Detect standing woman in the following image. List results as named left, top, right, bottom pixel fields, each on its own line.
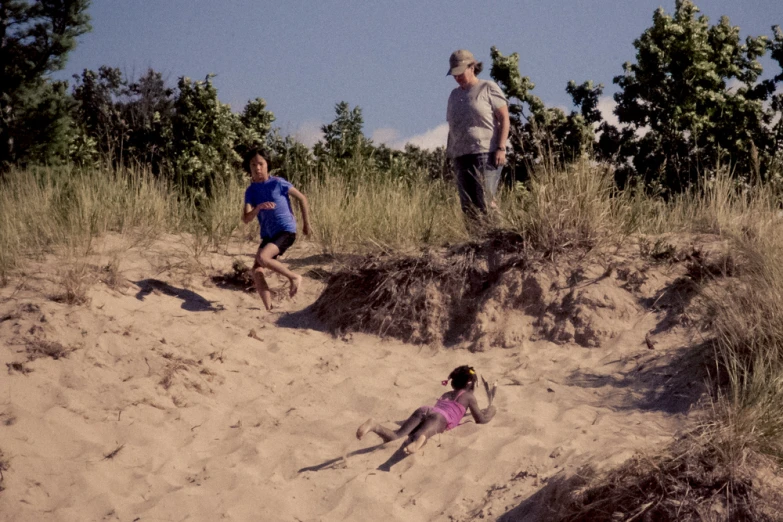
left=446, top=49, right=510, bottom=223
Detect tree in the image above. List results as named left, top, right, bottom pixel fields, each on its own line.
left=122, top=68, right=175, bottom=171
left=238, top=97, right=275, bottom=151
left=490, top=47, right=601, bottom=181
left=71, top=66, right=126, bottom=160
left=169, top=75, right=275, bottom=196
left=0, top=0, right=91, bottom=167
left=170, top=75, right=242, bottom=195
left=314, top=102, right=373, bottom=160
left=764, top=26, right=783, bottom=177
left=266, top=129, right=314, bottom=184
left=606, top=0, right=780, bottom=192
left=71, top=67, right=175, bottom=171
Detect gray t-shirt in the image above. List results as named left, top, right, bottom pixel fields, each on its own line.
left=446, top=79, right=507, bottom=159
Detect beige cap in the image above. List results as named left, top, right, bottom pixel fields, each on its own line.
left=447, top=49, right=475, bottom=76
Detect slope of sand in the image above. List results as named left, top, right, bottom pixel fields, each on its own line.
left=0, top=234, right=706, bottom=521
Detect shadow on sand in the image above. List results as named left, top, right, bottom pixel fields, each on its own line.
left=297, top=441, right=413, bottom=473
left=564, top=339, right=713, bottom=415
left=134, top=279, right=224, bottom=312
left=276, top=305, right=329, bottom=333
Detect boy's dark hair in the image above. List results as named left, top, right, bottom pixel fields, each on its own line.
left=449, top=365, right=477, bottom=390
left=242, top=148, right=271, bottom=173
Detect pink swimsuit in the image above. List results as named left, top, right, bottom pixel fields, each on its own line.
left=431, top=390, right=467, bottom=430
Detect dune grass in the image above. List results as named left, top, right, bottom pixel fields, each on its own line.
left=0, top=165, right=181, bottom=282
left=302, top=172, right=467, bottom=254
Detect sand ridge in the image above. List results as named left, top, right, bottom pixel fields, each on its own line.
left=0, top=233, right=707, bottom=521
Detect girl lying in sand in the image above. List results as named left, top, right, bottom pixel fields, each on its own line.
left=356, top=365, right=496, bottom=454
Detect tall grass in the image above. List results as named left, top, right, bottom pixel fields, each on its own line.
left=0, top=162, right=468, bottom=280
left=499, top=159, right=618, bottom=252
left=303, top=173, right=467, bottom=254
left=704, top=195, right=783, bottom=462
left=0, top=166, right=180, bottom=281
left=183, top=173, right=248, bottom=255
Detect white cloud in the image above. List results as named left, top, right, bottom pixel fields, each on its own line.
left=373, top=123, right=448, bottom=151
left=371, top=127, right=401, bottom=145
left=293, top=120, right=324, bottom=148
left=597, top=96, right=620, bottom=129
left=596, top=95, right=649, bottom=137
left=401, top=123, right=449, bottom=150
left=292, top=121, right=449, bottom=151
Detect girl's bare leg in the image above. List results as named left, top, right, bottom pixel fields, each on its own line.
left=252, top=267, right=273, bottom=310
left=404, top=415, right=446, bottom=455
left=405, top=434, right=428, bottom=454
left=356, top=408, right=429, bottom=443
left=356, top=418, right=398, bottom=442
left=257, top=243, right=302, bottom=297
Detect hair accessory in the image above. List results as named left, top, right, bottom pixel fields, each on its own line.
left=469, top=368, right=475, bottom=375
left=441, top=379, right=449, bottom=386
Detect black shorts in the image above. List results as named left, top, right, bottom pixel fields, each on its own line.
left=259, top=231, right=297, bottom=259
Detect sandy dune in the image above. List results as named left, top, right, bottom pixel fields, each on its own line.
left=0, top=234, right=706, bottom=521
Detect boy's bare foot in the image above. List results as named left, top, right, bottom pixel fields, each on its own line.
left=356, top=418, right=375, bottom=440
left=404, top=434, right=427, bottom=455
left=290, top=275, right=302, bottom=298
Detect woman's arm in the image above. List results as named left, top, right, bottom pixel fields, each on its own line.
left=494, top=104, right=510, bottom=167
left=465, top=392, right=496, bottom=424
left=288, top=187, right=311, bottom=235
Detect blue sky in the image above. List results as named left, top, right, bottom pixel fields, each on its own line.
left=54, top=0, right=783, bottom=149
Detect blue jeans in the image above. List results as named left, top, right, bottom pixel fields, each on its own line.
left=453, top=153, right=501, bottom=219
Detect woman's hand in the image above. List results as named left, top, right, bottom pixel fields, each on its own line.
left=256, top=202, right=276, bottom=211
left=302, top=222, right=312, bottom=236
left=494, top=149, right=506, bottom=167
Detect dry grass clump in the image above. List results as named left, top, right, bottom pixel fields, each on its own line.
left=706, top=231, right=783, bottom=463
left=26, top=339, right=74, bottom=361
left=157, top=351, right=219, bottom=396
left=211, top=259, right=255, bottom=292
left=51, top=263, right=93, bottom=305
left=312, top=230, right=530, bottom=344
left=159, top=352, right=199, bottom=390
left=6, top=362, right=32, bottom=375
left=541, top=430, right=783, bottom=522
left=99, top=257, right=125, bottom=290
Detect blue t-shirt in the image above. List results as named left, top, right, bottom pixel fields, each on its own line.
left=244, top=177, right=298, bottom=240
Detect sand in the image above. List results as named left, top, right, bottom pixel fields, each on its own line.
left=0, top=233, right=705, bottom=521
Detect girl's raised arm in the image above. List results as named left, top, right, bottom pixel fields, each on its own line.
left=465, top=392, right=496, bottom=424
